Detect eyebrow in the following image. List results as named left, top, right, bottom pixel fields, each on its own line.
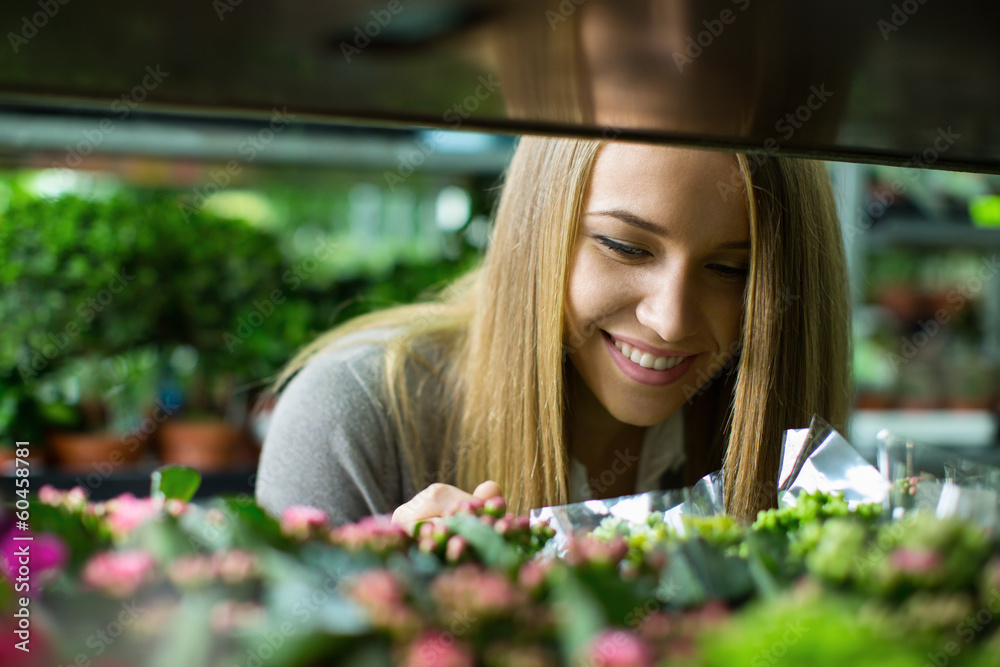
left=588, top=209, right=750, bottom=250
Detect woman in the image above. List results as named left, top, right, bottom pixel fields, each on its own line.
left=255, top=136, right=850, bottom=528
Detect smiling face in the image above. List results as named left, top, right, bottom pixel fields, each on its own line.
left=564, top=143, right=750, bottom=427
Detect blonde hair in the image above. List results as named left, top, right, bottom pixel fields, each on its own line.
left=273, top=137, right=850, bottom=520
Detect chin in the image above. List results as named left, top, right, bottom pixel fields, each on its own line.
left=606, top=397, right=682, bottom=427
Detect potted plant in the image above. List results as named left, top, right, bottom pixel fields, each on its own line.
left=148, top=197, right=294, bottom=470
left=0, top=195, right=170, bottom=472
left=39, top=351, right=161, bottom=472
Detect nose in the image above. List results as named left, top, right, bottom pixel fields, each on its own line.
left=634, top=267, right=703, bottom=345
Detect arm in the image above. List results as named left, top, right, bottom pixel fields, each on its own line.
left=255, top=344, right=405, bottom=527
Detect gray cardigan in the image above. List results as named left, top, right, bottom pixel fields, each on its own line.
left=255, top=330, right=447, bottom=527
left=256, top=330, right=689, bottom=527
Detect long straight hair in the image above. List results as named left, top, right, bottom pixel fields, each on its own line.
left=273, top=137, right=850, bottom=520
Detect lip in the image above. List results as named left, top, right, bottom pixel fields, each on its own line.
left=602, top=331, right=697, bottom=387
left=605, top=332, right=694, bottom=358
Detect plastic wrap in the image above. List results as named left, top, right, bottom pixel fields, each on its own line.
left=777, top=415, right=890, bottom=509
left=530, top=414, right=997, bottom=550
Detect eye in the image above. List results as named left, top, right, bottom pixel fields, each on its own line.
left=595, top=236, right=650, bottom=258
left=708, top=264, right=749, bottom=280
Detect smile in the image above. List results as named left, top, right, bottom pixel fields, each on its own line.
left=612, top=339, right=686, bottom=370
left=601, top=331, right=696, bottom=387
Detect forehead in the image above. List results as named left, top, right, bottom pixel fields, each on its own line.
left=584, top=143, right=748, bottom=237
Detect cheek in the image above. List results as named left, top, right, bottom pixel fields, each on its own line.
left=706, top=287, right=745, bottom=345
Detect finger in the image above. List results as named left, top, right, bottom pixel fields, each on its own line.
left=472, top=480, right=503, bottom=501
left=390, top=484, right=474, bottom=531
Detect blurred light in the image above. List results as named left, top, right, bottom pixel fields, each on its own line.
left=435, top=186, right=471, bottom=232
left=22, top=169, right=120, bottom=200
left=169, top=345, right=199, bottom=376
left=202, top=190, right=277, bottom=228
left=419, top=131, right=497, bottom=154
left=464, top=214, right=491, bottom=248
left=25, top=168, right=80, bottom=198
left=970, top=195, right=1000, bottom=227
left=348, top=182, right=382, bottom=238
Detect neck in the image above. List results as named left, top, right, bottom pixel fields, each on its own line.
left=564, top=365, right=644, bottom=473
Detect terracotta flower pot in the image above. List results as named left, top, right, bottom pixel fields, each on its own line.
left=158, top=419, right=240, bottom=471
left=49, top=431, right=143, bottom=473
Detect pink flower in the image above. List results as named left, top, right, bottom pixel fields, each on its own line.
left=586, top=629, right=655, bottom=667
left=331, top=514, right=410, bottom=554
left=444, top=498, right=485, bottom=517
left=214, top=549, right=261, bottom=584
left=351, top=569, right=406, bottom=608
left=280, top=505, right=329, bottom=539
left=445, top=535, right=468, bottom=563
left=518, top=559, right=553, bottom=594
left=483, top=496, right=506, bottom=518
left=890, top=548, right=943, bottom=575
left=405, top=631, right=475, bottom=667
left=565, top=534, right=628, bottom=569
left=0, top=525, right=67, bottom=595
left=64, top=486, right=89, bottom=510
left=103, top=494, right=161, bottom=538
left=164, top=499, right=188, bottom=517
left=432, top=564, right=525, bottom=616
left=82, top=550, right=157, bottom=598
left=38, top=485, right=64, bottom=506
left=166, top=555, right=216, bottom=588
left=349, top=569, right=420, bottom=636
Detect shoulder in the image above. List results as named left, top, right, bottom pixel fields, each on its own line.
left=255, top=329, right=400, bottom=524
left=254, top=326, right=451, bottom=525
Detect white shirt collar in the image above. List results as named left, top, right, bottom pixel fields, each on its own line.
left=568, top=409, right=686, bottom=503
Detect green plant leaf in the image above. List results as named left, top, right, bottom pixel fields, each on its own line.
left=151, top=465, right=202, bottom=502
left=443, top=513, right=520, bottom=571
left=550, top=567, right=608, bottom=659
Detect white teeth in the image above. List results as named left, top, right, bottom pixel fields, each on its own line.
left=610, top=335, right=688, bottom=372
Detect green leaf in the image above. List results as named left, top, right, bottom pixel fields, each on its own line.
left=443, top=514, right=520, bottom=571
left=147, top=592, right=218, bottom=667
left=151, top=465, right=202, bottom=502
left=550, top=567, right=608, bottom=659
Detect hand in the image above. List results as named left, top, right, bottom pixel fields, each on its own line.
left=390, top=480, right=503, bottom=533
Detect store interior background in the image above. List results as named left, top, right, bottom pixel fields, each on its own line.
left=2, top=120, right=999, bottom=497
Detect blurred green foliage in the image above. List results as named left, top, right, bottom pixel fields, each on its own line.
left=0, top=192, right=480, bottom=441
